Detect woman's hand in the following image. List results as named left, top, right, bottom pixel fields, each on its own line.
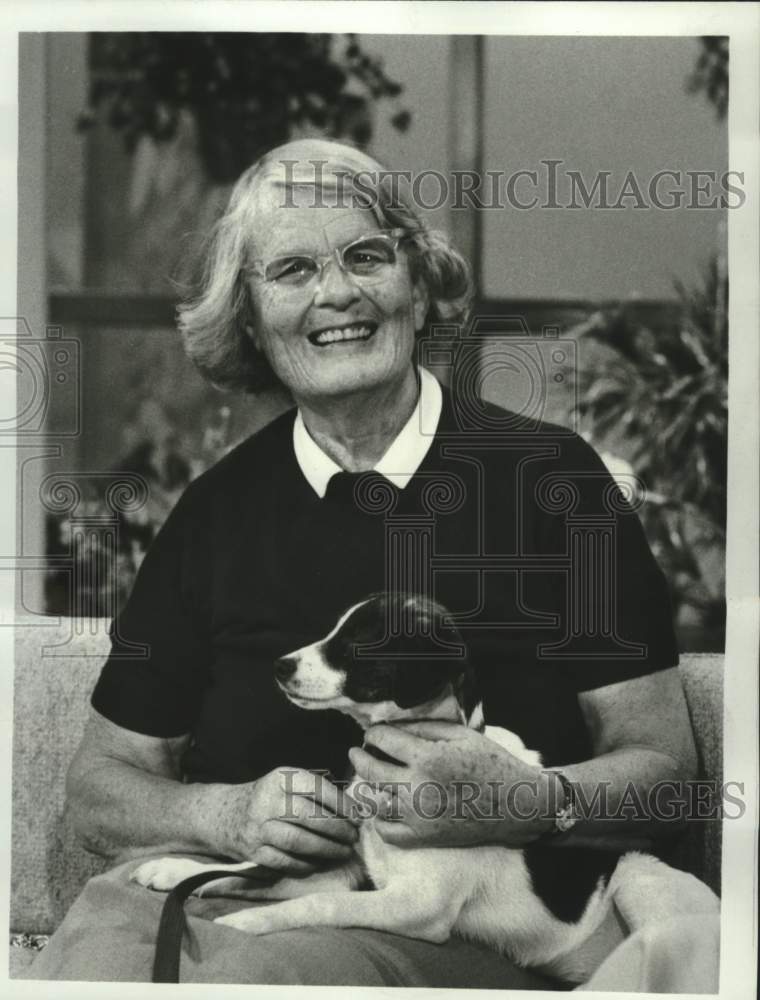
left=348, top=722, right=554, bottom=848
left=213, top=767, right=360, bottom=873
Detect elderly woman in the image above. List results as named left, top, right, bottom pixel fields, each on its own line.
left=25, top=139, right=713, bottom=988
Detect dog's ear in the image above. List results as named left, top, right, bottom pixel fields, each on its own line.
left=386, top=594, right=464, bottom=708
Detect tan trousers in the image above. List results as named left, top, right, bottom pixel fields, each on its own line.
left=21, top=857, right=720, bottom=991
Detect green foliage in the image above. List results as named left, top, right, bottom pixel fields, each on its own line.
left=79, top=33, right=410, bottom=183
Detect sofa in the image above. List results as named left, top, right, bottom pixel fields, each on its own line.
left=9, top=615, right=724, bottom=977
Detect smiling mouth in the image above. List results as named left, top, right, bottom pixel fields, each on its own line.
left=308, top=323, right=378, bottom=347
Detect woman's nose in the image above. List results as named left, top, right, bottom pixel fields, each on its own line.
left=312, top=255, right=361, bottom=308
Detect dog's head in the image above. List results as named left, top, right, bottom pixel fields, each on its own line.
left=275, top=593, right=481, bottom=729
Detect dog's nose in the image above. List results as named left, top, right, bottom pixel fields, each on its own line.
left=274, top=656, right=297, bottom=682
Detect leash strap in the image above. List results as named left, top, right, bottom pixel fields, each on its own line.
left=152, top=865, right=268, bottom=983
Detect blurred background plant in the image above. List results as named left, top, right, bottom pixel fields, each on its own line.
left=573, top=254, right=728, bottom=650
left=686, top=36, right=728, bottom=120
left=566, top=36, right=729, bottom=650
left=78, top=32, right=410, bottom=184
left=45, top=404, right=234, bottom=617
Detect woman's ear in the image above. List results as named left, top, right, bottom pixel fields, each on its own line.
left=411, top=279, right=430, bottom=333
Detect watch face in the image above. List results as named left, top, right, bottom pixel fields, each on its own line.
left=556, top=809, right=579, bottom=833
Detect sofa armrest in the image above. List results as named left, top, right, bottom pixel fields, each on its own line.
left=11, top=617, right=112, bottom=935
left=671, top=654, right=724, bottom=895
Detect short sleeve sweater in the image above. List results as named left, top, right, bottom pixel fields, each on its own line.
left=92, top=384, right=678, bottom=783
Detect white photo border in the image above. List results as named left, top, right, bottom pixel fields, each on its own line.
left=1, top=3, right=757, bottom=999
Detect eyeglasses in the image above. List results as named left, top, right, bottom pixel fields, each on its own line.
left=246, top=229, right=407, bottom=291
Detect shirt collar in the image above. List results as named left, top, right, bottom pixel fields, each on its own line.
left=293, top=366, right=443, bottom=499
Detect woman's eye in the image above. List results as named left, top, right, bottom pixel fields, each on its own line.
left=268, top=258, right=315, bottom=283
left=344, top=237, right=396, bottom=273
left=345, top=249, right=384, bottom=272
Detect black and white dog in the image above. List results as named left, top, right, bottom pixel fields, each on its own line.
left=133, top=593, right=716, bottom=983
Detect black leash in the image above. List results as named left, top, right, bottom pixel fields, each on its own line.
left=152, top=865, right=268, bottom=983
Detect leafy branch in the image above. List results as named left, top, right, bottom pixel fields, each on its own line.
left=686, top=36, right=728, bottom=120
left=78, top=33, right=411, bottom=183
left=574, top=258, right=728, bottom=639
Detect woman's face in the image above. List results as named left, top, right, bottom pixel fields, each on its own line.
left=244, top=177, right=429, bottom=403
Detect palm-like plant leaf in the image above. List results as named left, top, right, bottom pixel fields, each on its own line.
left=575, top=257, right=728, bottom=643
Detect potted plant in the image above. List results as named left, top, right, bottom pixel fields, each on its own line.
left=574, top=257, right=728, bottom=650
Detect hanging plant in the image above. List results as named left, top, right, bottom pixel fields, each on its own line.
left=78, top=32, right=410, bottom=184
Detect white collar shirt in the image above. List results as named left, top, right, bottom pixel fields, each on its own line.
left=292, top=366, right=443, bottom=498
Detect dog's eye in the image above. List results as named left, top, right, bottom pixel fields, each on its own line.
left=323, top=636, right=354, bottom=671
left=344, top=660, right=394, bottom=703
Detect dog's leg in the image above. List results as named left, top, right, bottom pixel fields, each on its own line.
left=215, top=882, right=459, bottom=943
left=132, top=856, right=365, bottom=901
left=194, top=860, right=365, bottom=901
left=131, top=858, right=257, bottom=892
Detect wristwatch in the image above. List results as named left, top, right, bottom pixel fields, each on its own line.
left=544, top=769, right=579, bottom=834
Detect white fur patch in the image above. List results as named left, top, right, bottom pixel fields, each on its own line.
left=483, top=724, right=543, bottom=768
left=279, top=599, right=372, bottom=704
left=468, top=701, right=485, bottom=730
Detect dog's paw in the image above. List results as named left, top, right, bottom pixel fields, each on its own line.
left=131, top=857, right=208, bottom=892
left=214, top=909, right=273, bottom=935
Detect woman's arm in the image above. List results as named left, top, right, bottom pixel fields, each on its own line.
left=66, top=709, right=221, bottom=863
left=66, top=708, right=358, bottom=870
left=348, top=667, right=698, bottom=849
left=551, top=667, right=698, bottom=849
